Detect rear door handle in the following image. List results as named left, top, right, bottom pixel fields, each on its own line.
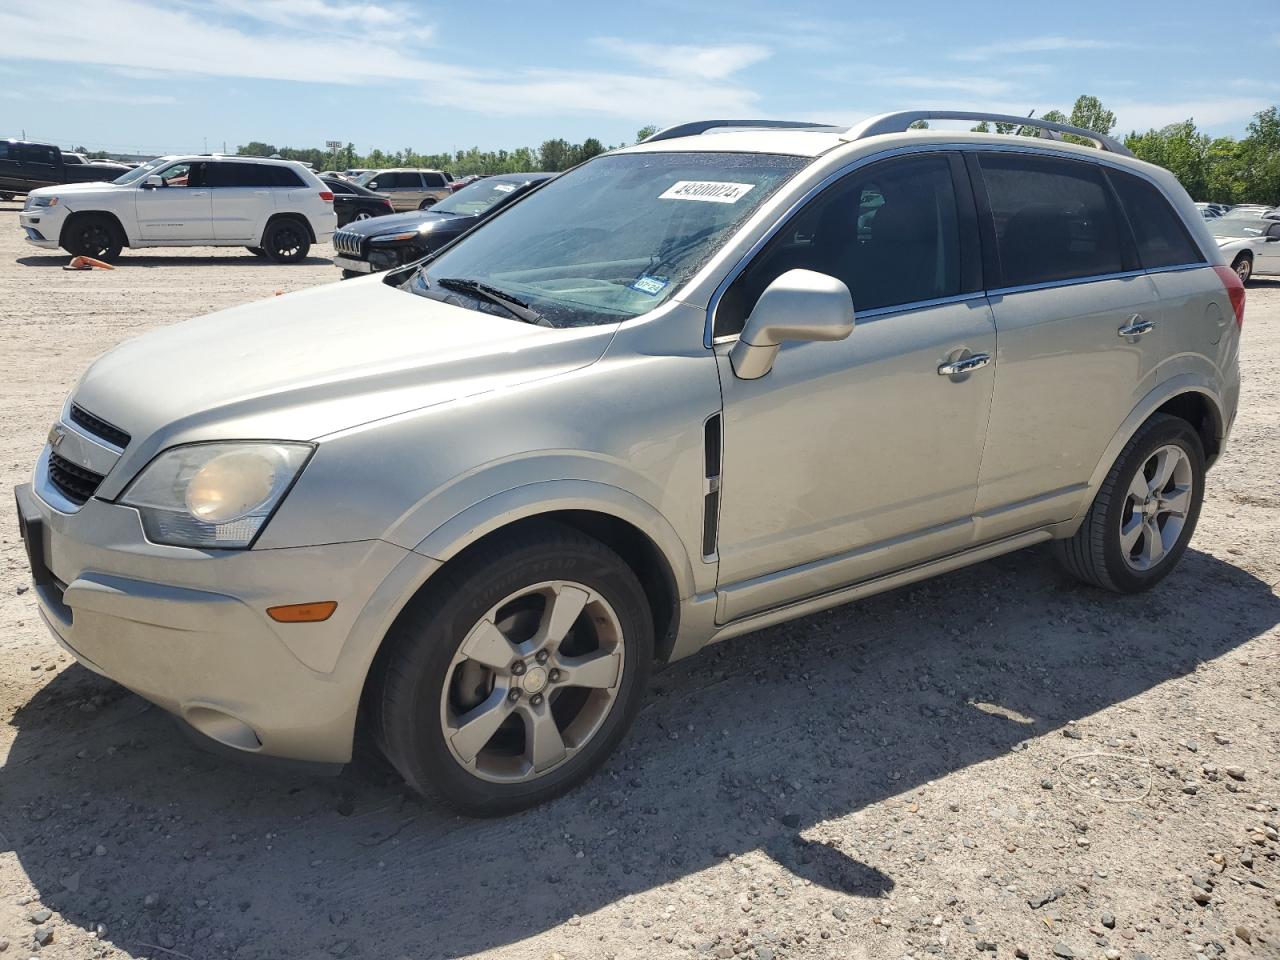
left=937, top=353, right=991, bottom=376
left=1118, top=316, right=1155, bottom=338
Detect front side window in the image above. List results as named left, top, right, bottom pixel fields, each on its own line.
left=1108, top=169, right=1204, bottom=269
left=22, top=145, right=58, bottom=166
left=411, top=151, right=808, bottom=328
left=113, top=157, right=167, bottom=185
left=153, top=161, right=205, bottom=188
left=979, top=153, right=1124, bottom=287
left=716, top=154, right=963, bottom=336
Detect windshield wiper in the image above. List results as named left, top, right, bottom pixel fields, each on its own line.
left=435, top=277, right=551, bottom=326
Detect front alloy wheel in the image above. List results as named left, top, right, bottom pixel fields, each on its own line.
left=372, top=521, right=652, bottom=815
left=441, top=581, right=625, bottom=782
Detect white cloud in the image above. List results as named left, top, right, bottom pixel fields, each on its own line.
left=1111, top=97, right=1273, bottom=132
left=0, top=0, right=762, bottom=121
left=952, top=35, right=1130, bottom=62
left=594, top=38, right=770, bottom=81
left=870, top=73, right=1024, bottom=99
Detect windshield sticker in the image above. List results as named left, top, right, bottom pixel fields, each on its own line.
left=629, top=275, right=669, bottom=296
left=493, top=183, right=516, bottom=193
left=659, top=181, right=755, bottom=204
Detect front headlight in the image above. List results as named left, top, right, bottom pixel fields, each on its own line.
left=32, top=196, right=59, bottom=208
left=120, top=442, right=313, bottom=548
left=371, top=231, right=421, bottom=243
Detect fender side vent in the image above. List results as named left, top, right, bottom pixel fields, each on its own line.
left=701, top=414, right=722, bottom=559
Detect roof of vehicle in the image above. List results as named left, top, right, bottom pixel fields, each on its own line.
left=365, top=167, right=449, bottom=174
left=616, top=113, right=1139, bottom=162
left=487, top=171, right=555, bottom=182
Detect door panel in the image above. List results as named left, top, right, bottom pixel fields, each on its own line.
left=975, top=275, right=1161, bottom=531
left=134, top=162, right=211, bottom=240
left=712, top=151, right=994, bottom=623
left=715, top=297, right=997, bottom=620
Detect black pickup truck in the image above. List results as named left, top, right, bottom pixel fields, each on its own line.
left=0, top=141, right=130, bottom=199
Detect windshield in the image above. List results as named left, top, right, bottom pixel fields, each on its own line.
left=410, top=152, right=808, bottom=327
left=1209, top=219, right=1269, bottom=239
left=112, top=157, right=169, bottom=185
left=434, top=178, right=536, bottom=217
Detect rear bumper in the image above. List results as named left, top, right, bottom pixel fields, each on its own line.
left=15, top=481, right=437, bottom=763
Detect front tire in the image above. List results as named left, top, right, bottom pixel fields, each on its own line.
left=260, top=219, right=311, bottom=263
left=371, top=521, right=653, bottom=815
left=1053, top=413, right=1205, bottom=593
left=63, top=214, right=123, bottom=261
left=1233, top=253, right=1253, bottom=284
left=417, top=198, right=436, bottom=210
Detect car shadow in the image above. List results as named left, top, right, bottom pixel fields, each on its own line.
left=14, top=254, right=333, bottom=268
left=1, top=545, right=1276, bottom=959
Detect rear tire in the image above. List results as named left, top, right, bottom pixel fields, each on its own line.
left=341, top=269, right=363, bottom=279
left=260, top=219, right=311, bottom=263
left=1233, top=253, right=1253, bottom=284
left=417, top=198, right=436, bottom=210
left=370, top=521, right=652, bottom=815
left=0, top=192, right=14, bottom=202
left=63, top=214, right=124, bottom=262
left=1053, top=413, right=1204, bottom=593
left=352, top=210, right=374, bottom=221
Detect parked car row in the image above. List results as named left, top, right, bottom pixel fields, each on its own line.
left=332, top=172, right=552, bottom=276
left=1206, top=214, right=1280, bottom=282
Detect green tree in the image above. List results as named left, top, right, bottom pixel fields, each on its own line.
left=538, top=138, right=574, bottom=171
left=1068, top=95, right=1116, bottom=136
left=635, top=124, right=658, bottom=143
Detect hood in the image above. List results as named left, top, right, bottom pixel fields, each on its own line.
left=30, top=180, right=120, bottom=197
left=72, top=277, right=616, bottom=488
left=341, top=208, right=473, bottom=238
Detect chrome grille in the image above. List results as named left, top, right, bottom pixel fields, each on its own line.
left=334, top=230, right=365, bottom=257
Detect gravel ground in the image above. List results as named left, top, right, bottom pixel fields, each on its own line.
left=0, top=199, right=1277, bottom=960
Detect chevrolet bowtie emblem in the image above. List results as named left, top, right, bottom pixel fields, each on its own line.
left=48, top=424, right=66, bottom=449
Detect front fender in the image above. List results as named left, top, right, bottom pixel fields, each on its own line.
left=411, top=477, right=699, bottom=602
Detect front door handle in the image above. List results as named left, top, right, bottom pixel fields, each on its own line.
left=937, top=353, right=991, bottom=376
left=1118, top=316, right=1155, bottom=338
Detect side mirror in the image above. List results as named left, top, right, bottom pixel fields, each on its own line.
left=143, top=175, right=163, bottom=189
left=730, top=269, right=854, bottom=380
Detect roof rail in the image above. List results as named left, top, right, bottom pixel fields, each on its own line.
left=843, top=111, right=1135, bottom=157
left=642, top=119, right=841, bottom=143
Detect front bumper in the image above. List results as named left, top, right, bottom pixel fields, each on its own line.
left=14, top=481, right=436, bottom=763
left=20, top=207, right=63, bottom=247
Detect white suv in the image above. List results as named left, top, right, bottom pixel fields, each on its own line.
left=19, top=155, right=337, bottom=263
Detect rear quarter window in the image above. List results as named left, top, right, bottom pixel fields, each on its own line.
left=979, top=153, right=1125, bottom=288
left=1107, top=169, right=1204, bottom=269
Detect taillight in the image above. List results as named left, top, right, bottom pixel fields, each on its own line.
left=383, top=199, right=394, bottom=210
left=319, top=191, right=334, bottom=202
left=1212, top=264, right=1246, bottom=329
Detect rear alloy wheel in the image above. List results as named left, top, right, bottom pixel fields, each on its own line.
left=0, top=192, right=14, bottom=202
left=418, top=198, right=436, bottom=210
left=261, top=219, right=311, bottom=263
left=1053, top=413, right=1204, bottom=593
left=63, top=214, right=123, bottom=261
left=372, top=522, right=652, bottom=815
left=352, top=210, right=374, bottom=221
left=1233, top=254, right=1253, bottom=284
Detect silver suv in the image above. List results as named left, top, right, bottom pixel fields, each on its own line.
left=15, top=111, right=1244, bottom=814
left=355, top=168, right=453, bottom=210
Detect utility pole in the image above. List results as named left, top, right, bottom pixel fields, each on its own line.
left=326, top=140, right=342, bottom=170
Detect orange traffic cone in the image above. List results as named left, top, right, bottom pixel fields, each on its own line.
left=63, top=256, right=116, bottom=271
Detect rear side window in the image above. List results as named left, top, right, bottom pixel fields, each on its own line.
left=423, top=172, right=447, bottom=188
left=716, top=154, right=963, bottom=335
left=979, top=154, right=1124, bottom=287
left=211, top=162, right=305, bottom=187
left=0, top=143, right=8, bottom=160
left=1108, top=169, right=1204, bottom=269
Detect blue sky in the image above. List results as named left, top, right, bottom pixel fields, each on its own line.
left=2, top=0, right=1277, bottom=156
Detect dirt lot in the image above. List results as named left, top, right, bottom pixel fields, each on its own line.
left=0, top=199, right=1277, bottom=960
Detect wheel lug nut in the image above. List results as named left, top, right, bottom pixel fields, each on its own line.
left=508, top=688, right=521, bottom=702
left=511, top=661, right=526, bottom=676
left=530, top=693, right=544, bottom=707
left=548, top=669, right=561, bottom=682
left=535, top=650, right=550, bottom=664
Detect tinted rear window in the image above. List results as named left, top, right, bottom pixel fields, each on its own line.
left=211, top=162, right=305, bottom=187
left=979, top=154, right=1124, bottom=287
left=1108, top=169, right=1204, bottom=269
